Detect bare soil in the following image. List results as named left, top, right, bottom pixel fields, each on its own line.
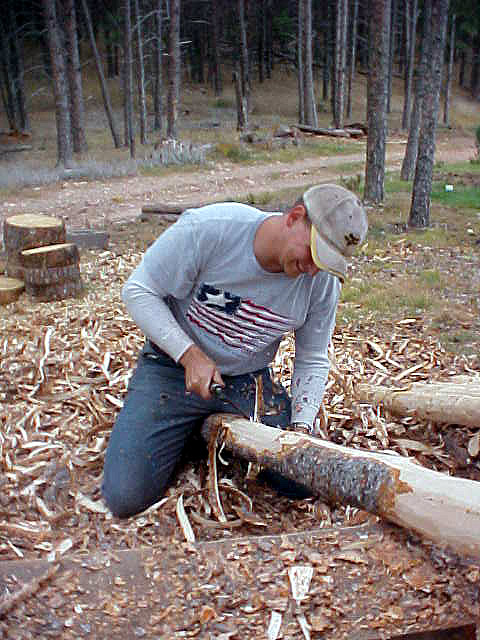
left=0, top=132, right=475, bottom=231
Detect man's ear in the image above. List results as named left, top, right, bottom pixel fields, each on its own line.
left=286, top=204, right=308, bottom=227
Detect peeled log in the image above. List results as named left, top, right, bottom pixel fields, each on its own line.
left=0, top=276, right=24, bottom=305
left=202, top=414, right=480, bottom=559
left=3, top=214, right=66, bottom=279
left=356, top=377, right=480, bottom=428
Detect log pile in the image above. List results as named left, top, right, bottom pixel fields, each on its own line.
left=1, top=214, right=82, bottom=303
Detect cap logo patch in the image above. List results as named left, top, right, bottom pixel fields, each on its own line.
left=344, top=232, right=360, bottom=246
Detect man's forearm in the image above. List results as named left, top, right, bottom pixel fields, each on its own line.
left=122, top=277, right=193, bottom=362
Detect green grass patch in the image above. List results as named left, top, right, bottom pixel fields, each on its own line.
left=418, top=269, right=443, bottom=288
left=341, top=276, right=436, bottom=319
left=430, top=184, right=480, bottom=209
left=214, top=142, right=252, bottom=163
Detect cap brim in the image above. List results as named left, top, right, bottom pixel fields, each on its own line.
left=310, top=226, right=346, bottom=282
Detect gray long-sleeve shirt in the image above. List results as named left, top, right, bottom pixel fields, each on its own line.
left=122, top=202, right=340, bottom=426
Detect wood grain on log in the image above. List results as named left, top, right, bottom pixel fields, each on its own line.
left=4, top=214, right=66, bottom=279
left=202, top=415, right=480, bottom=559
left=356, top=378, right=480, bottom=428
left=0, top=276, right=24, bottom=305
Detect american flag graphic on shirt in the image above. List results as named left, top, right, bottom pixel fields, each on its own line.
left=186, top=284, right=294, bottom=353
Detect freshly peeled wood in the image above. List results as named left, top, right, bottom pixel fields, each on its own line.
left=0, top=276, right=24, bottom=305
left=4, top=214, right=66, bottom=279
left=356, top=377, right=480, bottom=428
left=21, top=243, right=80, bottom=285
left=202, top=414, right=480, bottom=559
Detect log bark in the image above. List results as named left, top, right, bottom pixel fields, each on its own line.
left=0, top=276, right=24, bottom=305
left=19, top=243, right=82, bottom=300
left=202, top=414, right=480, bottom=559
left=25, top=278, right=83, bottom=302
left=356, top=377, right=480, bottom=428
left=3, top=214, right=66, bottom=279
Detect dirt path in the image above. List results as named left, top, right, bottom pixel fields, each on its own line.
left=0, top=135, right=475, bottom=230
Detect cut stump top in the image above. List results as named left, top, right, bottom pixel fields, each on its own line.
left=6, top=214, right=64, bottom=229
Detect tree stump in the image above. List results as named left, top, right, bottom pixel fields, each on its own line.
left=20, top=243, right=83, bottom=302
left=0, top=276, right=24, bottom=305
left=3, top=214, right=66, bottom=279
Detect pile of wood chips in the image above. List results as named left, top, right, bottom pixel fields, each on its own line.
left=0, top=245, right=479, bottom=566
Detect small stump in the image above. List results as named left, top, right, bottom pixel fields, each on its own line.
left=3, top=214, right=66, bottom=279
left=20, top=243, right=83, bottom=302
left=0, top=276, right=24, bottom=305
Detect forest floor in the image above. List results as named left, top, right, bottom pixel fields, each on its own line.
left=0, top=75, right=480, bottom=637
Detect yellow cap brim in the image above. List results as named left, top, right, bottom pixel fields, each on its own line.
left=310, top=226, right=346, bottom=283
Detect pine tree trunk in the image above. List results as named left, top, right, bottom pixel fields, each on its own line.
left=257, top=0, right=265, bottom=83
left=265, top=0, right=273, bottom=78
left=302, top=0, right=317, bottom=127
left=409, top=0, right=449, bottom=228
left=459, top=49, right=465, bottom=88
left=238, top=0, right=250, bottom=114
left=470, top=37, right=480, bottom=99
left=322, top=1, right=331, bottom=102
left=346, top=0, right=359, bottom=119
left=210, top=0, right=222, bottom=95
left=400, top=1, right=430, bottom=181
left=42, top=0, right=73, bottom=168
left=297, top=0, right=305, bottom=123
left=80, top=0, right=121, bottom=148
left=386, top=0, right=396, bottom=114
left=0, top=15, right=18, bottom=130
left=333, top=0, right=347, bottom=128
left=64, top=0, right=88, bottom=153
left=443, top=13, right=455, bottom=126
left=401, top=0, right=418, bottom=131
left=124, top=0, right=135, bottom=156
left=364, top=0, right=391, bottom=204
left=153, top=0, right=163, bottom=130
left=167, top=0, right=180, bottom=138
left=233, top=67, right=247, bottom=131
left=134, top=0, right=147, bottom=144
left=8, top=3, right=30, bottom=131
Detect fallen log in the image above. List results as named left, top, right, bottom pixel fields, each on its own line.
left=293, top=124, right=365, bottom=138
left=202, top=414, right=480, bottom=559
left=356, top=376, right=480, bottom=428
left=141, top=203, right=203, bottom=215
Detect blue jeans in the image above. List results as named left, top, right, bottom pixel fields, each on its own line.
left=102, top=341, right=292, bottom=517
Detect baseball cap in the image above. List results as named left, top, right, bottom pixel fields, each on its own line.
left=303, top=184, right=368, bottom=282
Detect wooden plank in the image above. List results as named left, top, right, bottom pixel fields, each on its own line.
left=0, top=523, right=477, bottom=638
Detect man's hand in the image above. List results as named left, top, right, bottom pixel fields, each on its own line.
left=179, top=344, right=223, bottom=400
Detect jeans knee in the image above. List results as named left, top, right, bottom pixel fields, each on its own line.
left=102, top=478, right=144, bottom=519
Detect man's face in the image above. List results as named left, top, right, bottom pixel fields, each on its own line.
left=281, top=209, right=320, bottom=278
